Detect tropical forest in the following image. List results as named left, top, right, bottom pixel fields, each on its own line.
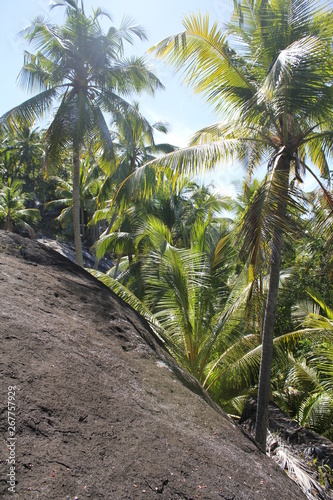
left=1, top=0, right=333, bottom=498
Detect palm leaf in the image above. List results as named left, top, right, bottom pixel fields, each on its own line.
left=150, top=13, right=256, bottom=116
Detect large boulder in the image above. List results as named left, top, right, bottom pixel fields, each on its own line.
left=0, top=231, right=304, bottom=499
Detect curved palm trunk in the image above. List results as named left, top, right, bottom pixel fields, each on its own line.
left=73, top=145, right=83, bottom=267
left=255, top=157, right=290, bottom=451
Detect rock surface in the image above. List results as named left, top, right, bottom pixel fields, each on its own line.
left=0, top=231, right=305, bottom=499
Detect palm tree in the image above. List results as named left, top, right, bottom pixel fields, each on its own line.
left=0, top=178, right=40, bottom=233
left=146, top=0, right=333, bottom=449
left=0, top=120, right=44, bottom=192
left=94, top=171, right=232, bottom=286
left=279, top=291, right=333, bottom=440
left=46, top=154, right=103, bottom=243
left=91, top=103, right=177, bottom=270
left=0, top=0, right=162, bottom=266
left=140, top=222, right=235, bottom=382
left=92, top=198, right=237, bottom=384
left=261, top=286, right=333, bottom=499
left=110, top=101, right=174, bottom=181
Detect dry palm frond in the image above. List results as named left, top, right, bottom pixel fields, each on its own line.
left=267, top=431, right=326, bottom=500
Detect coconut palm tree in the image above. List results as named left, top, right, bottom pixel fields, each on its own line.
left=91, top=103, right=177, bottom=270
left=277, top=291, right=333, bottom=439
left=0, top=0, right=162, bottom=266
left=92, top=207, right=237, bottom=384
left=142, top=0, right=333, bottom=449
left=0, top=178, right=40, bottom=233
left=46, top=154, right=103, bottom=243
left=110, top=101, right=174, bottom=181
left=0, top=120, right=44, bottom=192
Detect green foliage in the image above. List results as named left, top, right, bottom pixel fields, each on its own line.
left=0, top=178, right=40, bottom=232
left=0, top=120, right=44, bottom=193
left=318, top=464, right=333, bottom=489
left=46, top=155, right=104, bottom=244
left=273, top=292, right=333, bottom=440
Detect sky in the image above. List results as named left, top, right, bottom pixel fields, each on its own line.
left=0, top=0, right=318, bottom=195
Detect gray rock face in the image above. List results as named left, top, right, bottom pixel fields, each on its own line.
left=0, top=231, right=305, bottom=499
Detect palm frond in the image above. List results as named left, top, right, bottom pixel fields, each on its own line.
left=88, top=269, right=183, bottom=360
left=258, top=35, right=332, bottom=118
left=150, top=13, right=256, bottom=116
left=0, top=89, right=59, bottom=130
left=267, top=431, right=325, bottom=500
left=306, top=289, right=333, bottom=319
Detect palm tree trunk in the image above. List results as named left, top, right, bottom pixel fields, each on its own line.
left=255, top=156, right=290, bottom=451
left=81, top=207, right=85, bottom=239
left=114, top=255, right=121, bottom=278
left=73, top=145, right=83, bottom=267
left=5, top=211, right=12, bottom=232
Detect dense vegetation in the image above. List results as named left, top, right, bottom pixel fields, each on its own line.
left=1, top=0, right=332, bottom=460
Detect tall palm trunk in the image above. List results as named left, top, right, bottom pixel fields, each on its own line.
left=81, top=207, right=85, bottom=239
left=73, top=144, right=83, bottom=267
left=255, top=156, right=290, bottom=451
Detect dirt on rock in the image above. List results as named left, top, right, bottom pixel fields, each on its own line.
left=0, top=231, right=305, bottom=499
